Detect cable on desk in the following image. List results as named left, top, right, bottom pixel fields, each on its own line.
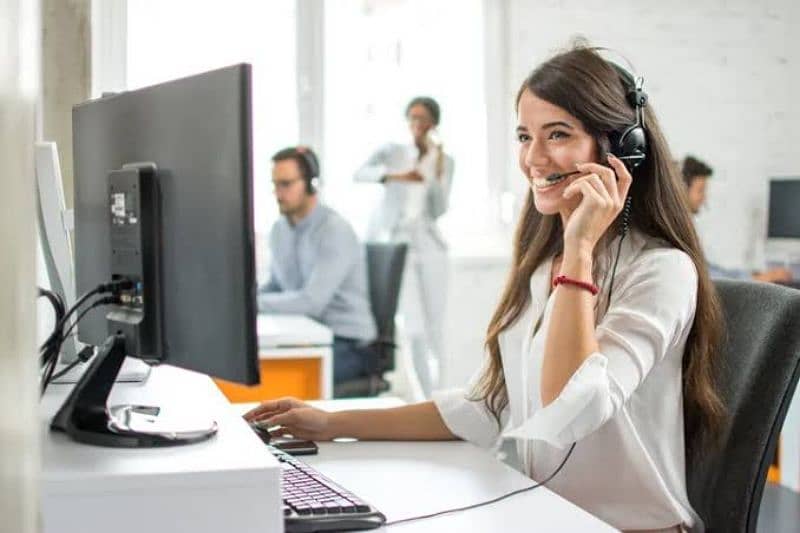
left=384, top=442, right=576, bottom=528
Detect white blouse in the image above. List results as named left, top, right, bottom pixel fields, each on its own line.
left=433, top=230, right=703, bottom=531
left=354, top=142, right=454, bottom=247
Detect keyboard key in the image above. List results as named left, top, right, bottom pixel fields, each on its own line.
left=270, top=446, right=383, bottom=527
left=350, top=500, right=371, bottom=513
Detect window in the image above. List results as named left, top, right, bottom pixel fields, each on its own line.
left=123, top=0, right=496, bottom=264
left=127, top=0, right=298, bottom=279
left=322, top=0, right=490, bottom=244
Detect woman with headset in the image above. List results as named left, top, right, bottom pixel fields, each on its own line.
left=353, top=96, right=455, bottom=396
left=247, top=47, right=723, bottom=532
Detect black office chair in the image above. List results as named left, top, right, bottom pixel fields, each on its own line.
left=685, top=280, right=800, bottom=532
left=334, top=242, right=407, bottom=398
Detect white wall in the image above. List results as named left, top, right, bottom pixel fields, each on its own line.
left=442, top=255, right=509, bottom=388
left=442, top=0, right=800, bottom=388
left=484, top=0, right=800, bottom=488
left=504, top=0, right=800, bottom=271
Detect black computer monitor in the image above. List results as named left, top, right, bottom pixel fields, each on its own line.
left=768, top=178, right=800, bottom=239
left=51, top=64, right=259, bottom=447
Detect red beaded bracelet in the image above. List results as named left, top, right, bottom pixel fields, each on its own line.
left=552, top=275, right=599, bottom=295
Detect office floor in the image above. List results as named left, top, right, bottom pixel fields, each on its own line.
left=758, top=482, right=800, bottom=533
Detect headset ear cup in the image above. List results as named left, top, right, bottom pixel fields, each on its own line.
left=297, top=149, right=319, bottom=194
left=605, top=61, right=648, bottom=171
left=303, top=152, right=320, bottom=179
left=611, top=124, right=647, bottom=170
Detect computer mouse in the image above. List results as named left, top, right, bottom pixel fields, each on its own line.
left=249, top=421, right=271, bottom=443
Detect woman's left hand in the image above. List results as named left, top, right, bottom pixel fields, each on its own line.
left=561, top=154, right=633, bottom=253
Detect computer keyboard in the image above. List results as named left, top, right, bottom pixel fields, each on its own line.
left=268, top=445, right=386, bottom=532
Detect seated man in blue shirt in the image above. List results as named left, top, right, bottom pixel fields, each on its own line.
left=682, top=155, right=793, bottom=282
left=259, top=146, right=378, bottom=391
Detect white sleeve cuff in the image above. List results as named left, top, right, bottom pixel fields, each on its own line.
left=502, top=353, right=616, bottom=449
left=354, top=163, right=389, bottom=183
left=368, top=164, right=389, bottom=182
left=432, top=387, right=503, bottom=450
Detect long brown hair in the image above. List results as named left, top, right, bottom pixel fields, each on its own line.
left=471, top=46, right=726, bottom=441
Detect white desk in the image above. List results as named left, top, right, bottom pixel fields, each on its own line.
left=259, top=314, right=333, bottom=348
left=41, top=370, right=614, bottom=533
left=259, top=314, right=334, bottom=399
left=237, top=399, right=617, bottom=532
left=41, top=365, right=281, bottom=533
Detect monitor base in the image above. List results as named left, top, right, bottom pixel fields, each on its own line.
left=51, top=333, right=217, bottom=448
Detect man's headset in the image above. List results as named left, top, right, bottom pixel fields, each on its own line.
left=294, top=146, right=320, bottom=194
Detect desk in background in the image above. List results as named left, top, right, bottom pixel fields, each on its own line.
left=216, top=314, right=334, bottom=401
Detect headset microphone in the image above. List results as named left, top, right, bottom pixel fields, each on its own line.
left=545, top=170, right=582, bottom=183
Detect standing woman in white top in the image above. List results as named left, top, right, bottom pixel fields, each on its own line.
left=246, top=46, right=725, bottom=532
left=354, top=97, right=455, bottom=395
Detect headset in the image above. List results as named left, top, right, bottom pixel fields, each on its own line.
left=601, top=59, right=649, bottom=309
left=295, top=146, right=320, bottom=195
left=606, top=61, right=648, bottom=172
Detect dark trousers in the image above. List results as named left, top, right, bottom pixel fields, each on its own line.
left=332, top=336, right=375, bottom=386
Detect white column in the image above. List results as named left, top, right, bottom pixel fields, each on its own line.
left=0, top=0, right=41, bottom=531
left=91, top=0, right=127, bottom=96
left=482, top=0, right=513, bottom=225
left=295, top=0, right=325, bottom=177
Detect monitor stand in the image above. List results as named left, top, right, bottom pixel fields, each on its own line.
left=50, top=333, right=218, bottom=447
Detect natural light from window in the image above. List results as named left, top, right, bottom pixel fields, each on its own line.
left=127, top=0, right=298, bottom=248
left=322, top=0, right=490, bottom=248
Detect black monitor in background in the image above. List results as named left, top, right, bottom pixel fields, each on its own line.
left=768, top=178, right=800, bottom=239
left=51, top=64, right=259, bottom=448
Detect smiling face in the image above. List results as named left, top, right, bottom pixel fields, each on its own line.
left=516, top=89, right=599, bottom=217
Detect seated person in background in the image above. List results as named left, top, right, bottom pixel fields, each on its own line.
left=682, top=155, right=793, bottom=283
left=259, top=146, right=377, bottom=390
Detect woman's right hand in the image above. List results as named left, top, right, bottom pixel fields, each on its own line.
left=243, top=397, right=336, bottom=441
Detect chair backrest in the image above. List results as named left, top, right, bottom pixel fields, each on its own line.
left=365, top=242, right=408, bottom=351
left=333, top=243, right=407, bottom=398
left=685, top=280, right=800, bottom=532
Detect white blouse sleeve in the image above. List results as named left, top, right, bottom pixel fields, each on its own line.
left=503, top=249, right=698, bottom=448
left=432, top=362, right=509, bottom=450
left=354, top=144, right=392, bottom=183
